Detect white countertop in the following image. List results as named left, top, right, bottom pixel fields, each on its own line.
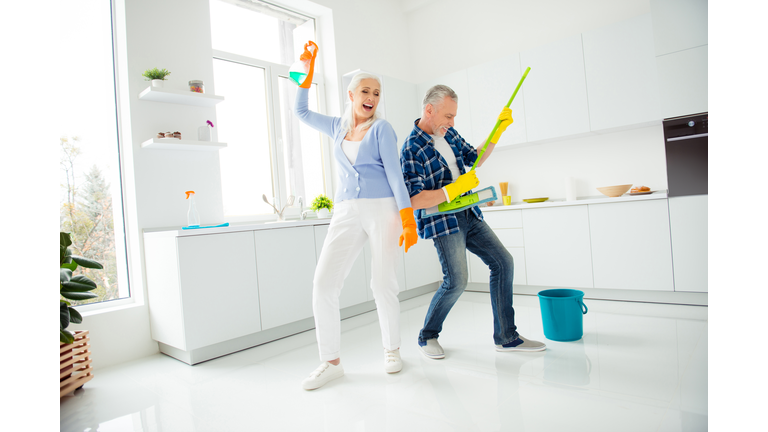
left=144, top=190, right=669, bottom=237
left=481, top=190, right=669, bottom=212
left=144, top=217, right=332, bottom=237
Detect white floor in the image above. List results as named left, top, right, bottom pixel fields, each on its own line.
left=60, top=292, right=708, bottom=432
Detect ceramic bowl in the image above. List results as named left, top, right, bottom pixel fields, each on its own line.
left=596, top=184, right=632, bottom=197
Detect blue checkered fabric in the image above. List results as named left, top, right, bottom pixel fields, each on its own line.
left=400, top=119, right=483, bottom=240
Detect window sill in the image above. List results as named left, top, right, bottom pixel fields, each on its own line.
left=75, top=296, right=145, bottom=318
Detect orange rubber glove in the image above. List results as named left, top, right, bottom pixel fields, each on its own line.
left=443, top=170, right=479, bottom=202
left=299, top=41, right=319, bottom=89
left=491, top=107, right=513, bottom=143
left=399, top=208, right=418, bottom=253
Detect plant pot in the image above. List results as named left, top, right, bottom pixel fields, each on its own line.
left=151, top=79, right=164, bottom=88
left=60, top=330, right=94, bottom=398
left=317, top=208, right=331, bottom=219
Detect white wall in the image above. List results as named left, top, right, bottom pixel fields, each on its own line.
left=308, top=0, right=414, bottom=84
left=479, top=125, right=668, bottom=203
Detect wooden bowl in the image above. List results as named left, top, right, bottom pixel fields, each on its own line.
left=596, top=184, right=632, bottom=197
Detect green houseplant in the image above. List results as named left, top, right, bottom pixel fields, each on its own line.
left=60, top=232, right=103, bottom=344
left=142, top=67, right=171, bottom=88
left=311, top=194, right=333, bottom=219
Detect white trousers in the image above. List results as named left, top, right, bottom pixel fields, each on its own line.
left=313, top=197, right=402, bottom=361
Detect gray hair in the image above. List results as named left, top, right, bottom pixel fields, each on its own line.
left=342, top=72, right=383, bottom=135
left=422, top=85, right=458, bottom=113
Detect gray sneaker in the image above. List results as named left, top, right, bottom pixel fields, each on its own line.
left=495, top=335, right=546, bottom=352
left=418, top=339, right=445, bottom=359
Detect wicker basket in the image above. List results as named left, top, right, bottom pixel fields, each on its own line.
left=60, top=330, right=93, bottom=397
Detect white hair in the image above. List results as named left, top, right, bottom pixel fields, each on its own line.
left=342, top=72, right=383, bottom=135
left=422, top=84, right=458, bottom=113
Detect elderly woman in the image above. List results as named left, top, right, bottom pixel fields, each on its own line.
left=293, top=42, right=417, bottom=390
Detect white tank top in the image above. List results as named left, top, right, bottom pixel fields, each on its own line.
left=342, top=139, right=361, bottom=165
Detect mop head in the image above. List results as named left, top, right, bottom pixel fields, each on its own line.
left=419, top=186, right=497, bottom=218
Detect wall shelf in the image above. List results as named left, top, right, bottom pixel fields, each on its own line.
left=138, top=86, right=224, bottom=107
left=142, top=138, right=227, bottom=151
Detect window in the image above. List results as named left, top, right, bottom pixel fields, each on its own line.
left=210, top=0, right=329, bottom=219
left=60, top=0, right=130, bottom=306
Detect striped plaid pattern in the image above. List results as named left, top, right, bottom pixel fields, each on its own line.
left=400, top=120, right=483, bottom=240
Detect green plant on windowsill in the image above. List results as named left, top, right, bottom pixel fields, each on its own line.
left=60, top=232, right=103, bottom=344
left=142, top=67, right=171, bottom=81
left=311, top=194, right=333, bottom=212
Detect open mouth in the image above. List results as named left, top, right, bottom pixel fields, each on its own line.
left=362, top=103, right=374, bottom=111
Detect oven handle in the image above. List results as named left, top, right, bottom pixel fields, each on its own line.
left=667, top=133, right=708, bottom=142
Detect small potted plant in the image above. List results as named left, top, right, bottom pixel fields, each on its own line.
left=311, top=194, right=333, bottom=219
left=60, top=232, right=102, bottom=397
left=142, top=67, right=171, bottom=88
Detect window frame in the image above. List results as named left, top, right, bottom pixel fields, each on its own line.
left=66, top=0, right=136, bottom=315
left=212, top=48, right=334, bottom=222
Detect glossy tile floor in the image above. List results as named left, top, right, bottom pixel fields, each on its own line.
left=60, top=292, right=708, bottom=432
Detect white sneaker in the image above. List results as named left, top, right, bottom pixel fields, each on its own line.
left=418, top=339, right=445, bottom=359
left=301, top=361, right=344, bottom=390
left=384, top=349, right=403, bottom=374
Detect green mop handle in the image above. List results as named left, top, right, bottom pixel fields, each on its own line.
left=471, top=66, right=531, bottom=171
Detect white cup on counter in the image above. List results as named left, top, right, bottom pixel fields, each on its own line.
left=565, top=177, right=577, bottom=201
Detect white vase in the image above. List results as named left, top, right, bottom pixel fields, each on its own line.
left=198, top=126, right=211, bottom=142
left=151, top=79, right=164, bottom=88
left=317, top=208, right=330, bottom=219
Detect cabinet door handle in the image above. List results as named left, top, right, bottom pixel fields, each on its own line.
left=666, top=133, right=708, bottom=142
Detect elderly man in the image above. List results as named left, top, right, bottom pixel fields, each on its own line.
left=400, top=84, right=546, bottom=359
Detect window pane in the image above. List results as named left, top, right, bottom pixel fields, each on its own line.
left=210, top=0, right=315, bottom=65
left=278, top=78, right=326, bottom=207
left=213, top=59, right=275, bottom=216
left=60, top=0, right=130, bottom=305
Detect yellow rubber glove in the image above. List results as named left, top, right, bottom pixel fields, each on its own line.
left=443, top=170, right=479, bottom=202
left=491, top=107, right=513, bottom=143
left=398, top=208, right=418, bottom=253
left=299, top=41, right=318, bottom=89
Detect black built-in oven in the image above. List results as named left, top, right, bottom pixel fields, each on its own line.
left=663, top=113, right=708, bottom=197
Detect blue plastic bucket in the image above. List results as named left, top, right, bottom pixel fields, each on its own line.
left=538, top=289, right=588, bottom=342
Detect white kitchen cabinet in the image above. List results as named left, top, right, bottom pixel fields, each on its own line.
left=416, top=69, right=473, bottom=141
left=519, top=34, right=591, bottom=143
left=467, top=54, right=528, bottom=146
left=403, top=236, right=443, bottom=290
left=650, top=0, right=708, bottom=57
left=483, top=209, right=523, bottom=230
left=313, top=225, right=369, bottom=308
left=655, top=45, right=708, bottom=119
left=582, top=13, right=662, bottom=132
left=143, top=231, right=261, bottom=352
left=522, top=205, right=594, bottom=288
left=668, top=195, right=708, bottom=292
left=254, top=226, right=317, bottom=330
left=589, top=200, right=674, bottom=291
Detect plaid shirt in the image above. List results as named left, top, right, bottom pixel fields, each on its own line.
left=400, top=119, right=483, bottom=240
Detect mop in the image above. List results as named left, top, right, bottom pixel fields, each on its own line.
left=420, top=67, right=531, bottom=218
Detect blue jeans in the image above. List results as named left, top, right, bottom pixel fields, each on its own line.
left=418, top=209, right=519, bottom=346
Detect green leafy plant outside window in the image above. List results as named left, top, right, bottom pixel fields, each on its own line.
left=311, top=194, right=333, bottom=211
